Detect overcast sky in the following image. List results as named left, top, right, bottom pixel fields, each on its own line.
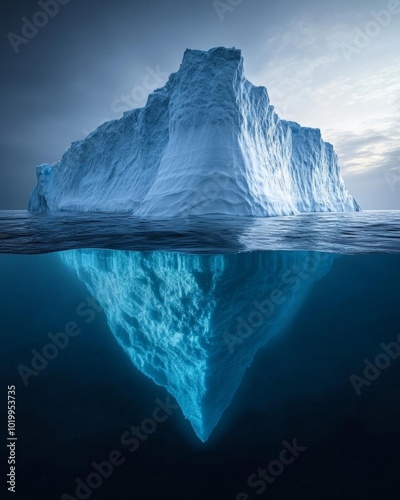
left=0, top=0, right=399, bottom=209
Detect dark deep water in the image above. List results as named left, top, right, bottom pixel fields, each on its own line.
left=1, top=212, right=400, bottom=500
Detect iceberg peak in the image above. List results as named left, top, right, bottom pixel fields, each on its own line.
left=29, top=46, right=360, bottom=216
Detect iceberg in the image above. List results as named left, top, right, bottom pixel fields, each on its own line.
left=29, top=47, right=359, bottom=216
left=61, top=249, right=334, bottom=441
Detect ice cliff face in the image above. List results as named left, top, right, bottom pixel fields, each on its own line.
left=29, top=47, right=359, bottom=216
left=61, top=249, right=333, bottom=441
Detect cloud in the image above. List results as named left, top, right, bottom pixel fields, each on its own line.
left=333, top=129, right=399, bottom=174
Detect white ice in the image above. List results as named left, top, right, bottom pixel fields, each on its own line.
left=29, top=47, right=359, bottom=216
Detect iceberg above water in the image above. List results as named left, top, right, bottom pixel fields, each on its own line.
left=29, top=47, right=359, bottom=216
left=61, top=249, right=334, bottom=441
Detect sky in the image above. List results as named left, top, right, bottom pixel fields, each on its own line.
left=0, top=0, right=399, bottom=210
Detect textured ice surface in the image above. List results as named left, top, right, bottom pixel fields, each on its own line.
left=61, top=250, right=334, bottom=441
left=29, top=47, right=359, bottom=216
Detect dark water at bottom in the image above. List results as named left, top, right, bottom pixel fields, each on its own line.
left=1, top=250, right=400, bottom=500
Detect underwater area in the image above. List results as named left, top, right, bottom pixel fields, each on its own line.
left=1, top=211, right=400, bottom=499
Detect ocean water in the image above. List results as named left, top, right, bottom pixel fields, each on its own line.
left=1, top=210, right=400, bottom=254
left=1, top=211, right=400, bottom=500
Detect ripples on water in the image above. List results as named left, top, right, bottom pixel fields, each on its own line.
left=0, top=210, right=400, bottom=254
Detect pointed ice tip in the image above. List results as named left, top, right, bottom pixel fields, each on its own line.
left=187, top=404, right=223, bottom=443
left=192, top=423, right=212, bottom=443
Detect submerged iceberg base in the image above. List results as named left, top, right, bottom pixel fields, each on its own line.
left=61, top=249, right=333, bottom=441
